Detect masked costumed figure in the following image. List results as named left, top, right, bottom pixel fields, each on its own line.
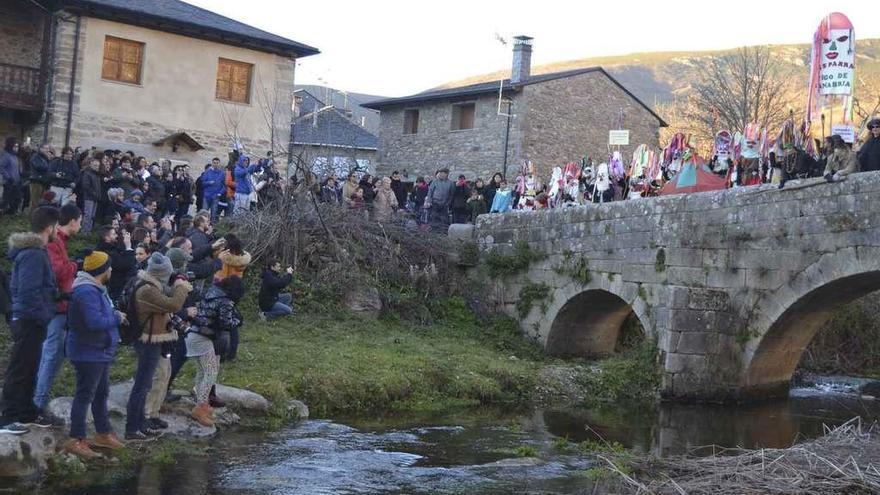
left=515, top=160, right=542, bottom=211
left=663, top=133, right=688, bottom=179
left=738, top=123, right=764, bottom=186
left=712, top=131, right=733, bottom=175
left=561, top=162, right=581, bottom=206
left=547, top=166, right=564, bottom=208
left=592, top=163, right=613, bottom=203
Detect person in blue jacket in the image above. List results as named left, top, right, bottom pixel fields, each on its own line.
left=0, top=206, right=60, bottom=435
left=200, top=157, right=226, bottom=222
left=62, top=251, right=126, bottom=459
left=232, top=155, right=258, bottom=214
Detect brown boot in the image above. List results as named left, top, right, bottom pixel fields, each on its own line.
left=191, top=403, right=215, bottom=428
left=90, top=432, right=125, bottom=451
left=63, top=438, right=100, bottom=460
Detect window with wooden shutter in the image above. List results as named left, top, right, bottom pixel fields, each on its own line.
left=102, top=36, right=144, bottom=84
left=451, top=103, right=475, bottom=131
left=216, top=58, right=253, bottom=104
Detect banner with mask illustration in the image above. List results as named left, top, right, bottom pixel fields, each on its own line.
left=806, top=12, right=855, bottom=122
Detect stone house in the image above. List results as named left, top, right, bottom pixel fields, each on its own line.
left=291, top=89, right=378, bottom=177
left=0, top=0, right=318, bottom=165
left=364, top=36, right=667, bottom=180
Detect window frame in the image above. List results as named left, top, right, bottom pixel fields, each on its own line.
left=451, top=102, right=476, bottom=131
left=403, top=108, right=419, bottom=135
left=101, top=35, right=145, bottom=86
left=215, top=57, right=254, bottom=105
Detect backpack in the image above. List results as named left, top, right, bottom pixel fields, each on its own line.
left=117, top=277, right=151, bottom=345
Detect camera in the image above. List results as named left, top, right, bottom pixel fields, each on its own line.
left=172, top=271, right=196, bottom=283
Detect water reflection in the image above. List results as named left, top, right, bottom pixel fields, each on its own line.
left=12, top=385, right=880, bottom=495
left=544, top=389, right=880, bottom=457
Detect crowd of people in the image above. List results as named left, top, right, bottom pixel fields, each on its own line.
left=0, top=139, right=287, bottom=230
left=0, top=140, right=297, bottom=460
left=313, top=118, right=880, bottom=232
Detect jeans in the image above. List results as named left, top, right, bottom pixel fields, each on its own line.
left=3, top=182, right=22, bottom=214
left=205, top=196, right=220, bottom=223
left=1, top=318, right=47, bottom=424
left=33, top=314, right=67, bottom=411
left=49, top=186, right=74, bottom=206
left=233, top=193, right=250, bottom=214
left=69, top=361, right=111, bottom=439
left=428, top=204, right=450, bottom=232
left=175, top=202, right=191, bottom=224
left=82, top=200, right=97, bottom=233
left=264, top=293, right=293, bottom=320
left=125, top=341, right=161, bottom=434
left=216, top=328, right=239, bottom=361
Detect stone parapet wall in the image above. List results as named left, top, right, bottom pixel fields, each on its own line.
left=520, top=71, right=662, bottom=177
left=376, top=94, right=511, bottom=180
left=0, top=2, right=45, bottom=68
left=474, top=172, right=880, bottom=400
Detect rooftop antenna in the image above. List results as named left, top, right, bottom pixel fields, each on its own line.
left=495, top=32, right=515, bottom=118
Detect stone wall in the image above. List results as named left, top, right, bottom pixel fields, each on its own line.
left=375, top=71, right=664, bottom=182
left=473, top=172, right=880, bottom=401
left=520, top=71, right=663, bottom=177
left=0, top=1, right=45, bottom=68
left=375, top=94, right=511, bottom=180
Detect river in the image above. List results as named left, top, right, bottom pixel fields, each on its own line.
left=16, top=378, right=880, bottom=495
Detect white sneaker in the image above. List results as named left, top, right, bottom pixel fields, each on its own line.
left=0, top=422, right=29, bottom=435
left=258, top=312, right=267, bottom=322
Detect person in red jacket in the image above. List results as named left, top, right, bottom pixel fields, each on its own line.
left=33, top=203, right=82, bottom=416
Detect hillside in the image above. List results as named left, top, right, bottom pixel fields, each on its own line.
left=435, top=39, right=880, bottom=114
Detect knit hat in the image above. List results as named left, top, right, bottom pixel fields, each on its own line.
left=83, top=250, right=111, bottom=276
left=146, top=252, right=173, bottom=281
left=166, top=248, right=189, bottom=271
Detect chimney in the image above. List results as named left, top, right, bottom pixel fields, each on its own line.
left=511, top=35, right=533, bottom=84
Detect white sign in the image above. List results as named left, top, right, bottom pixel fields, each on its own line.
left=832, top=124, right=855, bottom=143
left=819, top=29, right=855, bottom=95
left=609, top=130, right=630, bottom=146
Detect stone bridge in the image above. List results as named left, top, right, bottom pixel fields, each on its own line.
left=473, top=172, right=880, bottom=401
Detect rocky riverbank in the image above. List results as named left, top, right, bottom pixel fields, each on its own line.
left=0, top=382, right=308, bottom=480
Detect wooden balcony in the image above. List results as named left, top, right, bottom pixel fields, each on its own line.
left=0, top=63, right=43, bottom=112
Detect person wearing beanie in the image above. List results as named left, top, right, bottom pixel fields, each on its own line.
left=124, top=252, right=192, bottom=441
left=141, top=246, right=193, bottom=431
left=64, top=250, right=126, bottom=459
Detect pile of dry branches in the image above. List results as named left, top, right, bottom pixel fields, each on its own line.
left=229, top=187, right=461, bottom=314
left=606, top=418, right=880, bottom=495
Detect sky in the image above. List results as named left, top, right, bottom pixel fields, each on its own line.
left=191, top=0, right=880, bottom=98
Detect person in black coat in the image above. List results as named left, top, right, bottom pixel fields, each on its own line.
left=95, top=225, right=137, bottom=302
left=80, top=158, right=102, bottom=233
left=858, top=119, right=880, bottom=173
left=450, top=175, right=471, bottom=224
left=257, top=260, right=293, bottom=321
left=390, top=171, right=407, bottom=210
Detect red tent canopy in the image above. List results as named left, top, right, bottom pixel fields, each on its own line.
left=659, top=158, right=728, bottom=196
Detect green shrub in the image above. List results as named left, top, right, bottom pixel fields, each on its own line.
left=485, top=241, right=546, bottom=278
left=516, top=282, right=552, bottom=319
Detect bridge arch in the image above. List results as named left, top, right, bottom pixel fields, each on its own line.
left=742, top=247, right=880, bottom=398
left=542, top=281, right=653, bottom=358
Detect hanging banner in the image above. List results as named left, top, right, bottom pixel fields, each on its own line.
left=806, top=12, right=855, bottom=120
